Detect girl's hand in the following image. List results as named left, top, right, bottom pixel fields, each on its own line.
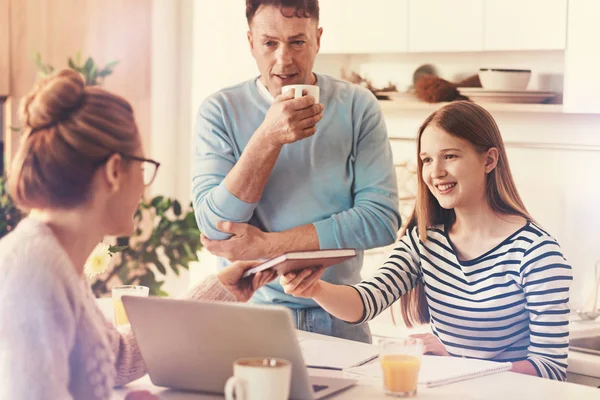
left=280, top=267, right=325, bottom=298
left=410, top=333, right=450, bottom=356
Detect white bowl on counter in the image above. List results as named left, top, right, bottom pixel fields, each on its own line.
left=479, top=68, right=531, bottom=91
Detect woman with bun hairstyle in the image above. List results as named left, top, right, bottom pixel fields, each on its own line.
left=0, top=69, right=275, bottom=400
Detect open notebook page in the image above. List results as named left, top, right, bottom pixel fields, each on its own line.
left=299, top=338, right=379, bottom=370
left=345, top=355, right=512, bottom=387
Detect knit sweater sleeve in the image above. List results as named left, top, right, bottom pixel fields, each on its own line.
left=184, top=274, right=237, bottom=302
left=105, top=275, right=235, bottom=386
left=0, top=249, right=77, bottom=400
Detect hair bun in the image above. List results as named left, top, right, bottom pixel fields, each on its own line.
left=20, top=69, right=86, bottom=130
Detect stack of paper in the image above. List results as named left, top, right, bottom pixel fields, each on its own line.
left=345, top=355, right=512, bottom=387
left=299, top=338, right=379, bottom=370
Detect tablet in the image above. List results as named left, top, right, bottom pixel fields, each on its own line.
left=242, top=248, right=357, bottom=278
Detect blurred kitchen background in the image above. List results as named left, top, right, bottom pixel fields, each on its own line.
left=1, top=0, right=600, bottom=330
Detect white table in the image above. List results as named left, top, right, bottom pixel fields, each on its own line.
left=112, top=330, right=600, bottom=400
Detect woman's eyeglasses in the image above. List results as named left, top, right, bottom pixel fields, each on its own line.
left=121, top=154, right=161, bottom=186
left=96, top=152, right=161, bottom=186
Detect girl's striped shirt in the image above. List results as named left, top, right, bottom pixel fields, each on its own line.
left=352, top=221, right=572, bottom=381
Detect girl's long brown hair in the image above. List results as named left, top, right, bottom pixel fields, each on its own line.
left=399, top=101, right=532, bottom=327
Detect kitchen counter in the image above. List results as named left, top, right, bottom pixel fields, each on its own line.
left=568, top=319, right=600, bottom=379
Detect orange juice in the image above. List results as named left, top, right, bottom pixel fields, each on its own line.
left=380, top=354, right=420, bottom=395
left=113, top=299, right=129, bottom=326
left=111, top=285, right=149, bottom=326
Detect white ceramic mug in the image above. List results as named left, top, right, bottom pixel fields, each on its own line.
left=224, top=357, right=292, bottom=400
left=282, top=84, right=320, bottom=103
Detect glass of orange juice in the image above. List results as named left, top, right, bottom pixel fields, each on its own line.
left=111, top=285, right=149, bottom=327
left=379, top=338, right=423, bottom=397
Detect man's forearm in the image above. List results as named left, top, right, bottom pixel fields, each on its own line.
left=269, top=224, right=320, bottom=256
left=224, top=129, right=282, bottom=203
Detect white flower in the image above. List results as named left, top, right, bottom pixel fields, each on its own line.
left=84, top=243, right=112, bottom=278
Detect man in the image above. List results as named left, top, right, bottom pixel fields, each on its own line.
left=192, top=0, right=400, bottom=343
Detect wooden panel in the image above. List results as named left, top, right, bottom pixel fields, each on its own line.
left=0, top=0, right=9, bottom=96
left=6, top=0, right=152, bottom=164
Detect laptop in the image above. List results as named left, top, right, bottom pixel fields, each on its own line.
left=122, top=296, right=357, bottom=400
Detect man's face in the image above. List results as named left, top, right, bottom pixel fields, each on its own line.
left=247, top=5, right=322, bottom=96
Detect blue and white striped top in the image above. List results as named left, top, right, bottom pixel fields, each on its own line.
left=352, top=221, right=573, bottom=381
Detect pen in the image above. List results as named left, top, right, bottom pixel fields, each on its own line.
left=307, top=365, right=343, bottom=371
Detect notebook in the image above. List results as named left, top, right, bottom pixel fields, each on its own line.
left=345, top=355, right=512, bottom=388
left=241, top=248, right=357, bottom=278
left=299, top=338, right=379, bottom=370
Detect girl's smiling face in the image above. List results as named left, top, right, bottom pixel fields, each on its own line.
left=419, top=125, right=496, bottom=211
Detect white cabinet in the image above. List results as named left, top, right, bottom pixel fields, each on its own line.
left=408, top=0, right=484, bottom=52
left=343, top=0, right=408, bottom=53
left=321, top=0, right=569, bottom=54
left=484, top=0, right=567, bottom=51
left=563, top=0, right=600, bottom=114
left=320, top=0, right=408, bottom=54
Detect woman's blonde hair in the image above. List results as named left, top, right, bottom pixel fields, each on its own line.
left=399, top=100, right=532, bottom=327
left=8, top=69, right=139, bottom=210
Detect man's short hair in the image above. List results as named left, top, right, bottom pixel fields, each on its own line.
left=246, top=0, right=319, bottom=24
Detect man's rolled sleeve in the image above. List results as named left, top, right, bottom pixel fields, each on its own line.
left=194, top=182, right=257, bottom=240
left=192, top=97, right=258, bottom=240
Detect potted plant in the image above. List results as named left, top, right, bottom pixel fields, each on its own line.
left=89, top=196, right=202, bottom=297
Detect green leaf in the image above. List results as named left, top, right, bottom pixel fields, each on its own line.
left=108, top=245, right=128, bottom=253
left=173, top=200, right=182, bottom=216
left=98, top=69, right=113, bottom=78
left=183, top=243, right=193, bottom=257
left=154, top=259, right=167, bottom=275
left=68, top=57, right=76, bottom=70
left=151, top=196, right=165, bottom=208
left=104, top=60, right=119, bottom=70
left=117, top=265, right=130, bottom=282
left=84, top=57, right=94, bottom=73
left=170, top=261, right=180, bottom=276
left=88, top=63, right=98, bottom=85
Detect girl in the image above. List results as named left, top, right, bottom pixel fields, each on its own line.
left=281, top=100, right=572, bottom=381
left=0, top=69, right=275, bottom=400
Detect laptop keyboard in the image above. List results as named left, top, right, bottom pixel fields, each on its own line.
left=312, top=384, right=329, bottom=393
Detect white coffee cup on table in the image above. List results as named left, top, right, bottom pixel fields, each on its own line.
left=224, top=357, right=292, bottom=400
left=282, top=84, right=320, bottom=103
